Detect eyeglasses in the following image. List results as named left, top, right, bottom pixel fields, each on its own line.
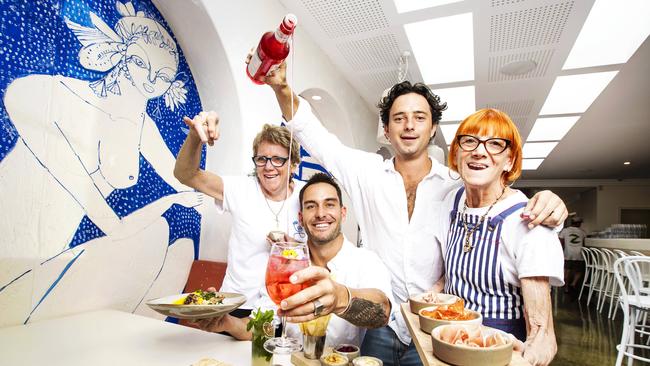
left=252, top=155, right=289, bottom=167
left=457, top=135, right=511, bottom=155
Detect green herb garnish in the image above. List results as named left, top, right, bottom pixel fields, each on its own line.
left=247, top=308, right=275, bottom=362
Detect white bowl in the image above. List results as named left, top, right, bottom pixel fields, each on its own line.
left=431, top=325, right=513, bottom=366
left=408, top=292, right=458, bottom=314
left=418, top=305, right=482, bottom=334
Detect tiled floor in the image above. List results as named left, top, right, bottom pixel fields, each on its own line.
left=552, top=289, right=649, bottom=365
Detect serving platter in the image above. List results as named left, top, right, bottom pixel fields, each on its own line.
left=146, top=292, right=246, bottom=320
left=400, top=303, right=528, bottom=366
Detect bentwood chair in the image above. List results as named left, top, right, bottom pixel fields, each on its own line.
left=579, top=247, right=595, bottom=301
left=597, top=248, right=619, bottom=313
left=629, top=251, right=650, bottom=295
left=611, top=249, right=630, bottom=320
left=587, top=248, right=606, bottom=307
left=614, top=256, right=650, bottom=366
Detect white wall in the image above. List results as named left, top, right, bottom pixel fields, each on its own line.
left=597, top=185, right=650, bottom=231
left=157, top=0, right=377, bottom=261
left=538, top=183, right=650, bottom=234
left=568, top=188, right=597, bottom=234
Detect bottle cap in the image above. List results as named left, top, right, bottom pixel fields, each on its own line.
left=281, top=13, right=298, bottom=34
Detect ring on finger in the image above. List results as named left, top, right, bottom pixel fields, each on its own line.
left=313, top=299, right=324, bottom=317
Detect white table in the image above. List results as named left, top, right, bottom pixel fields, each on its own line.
left=0, top=309, right=253, bottom=366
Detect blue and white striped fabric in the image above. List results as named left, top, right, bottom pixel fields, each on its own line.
left=443, top=187, right=527, bottom=332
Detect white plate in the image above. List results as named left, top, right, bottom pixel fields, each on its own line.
left=146, top=292, right=246, bottom=320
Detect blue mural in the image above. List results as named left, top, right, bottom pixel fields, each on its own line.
left=0, top=0, right=204, bottom=324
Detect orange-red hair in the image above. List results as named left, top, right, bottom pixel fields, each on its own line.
left=448, top=108, right=523, bottom=184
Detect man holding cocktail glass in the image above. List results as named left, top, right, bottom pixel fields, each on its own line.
left=195, top=173, right=394, bottom=351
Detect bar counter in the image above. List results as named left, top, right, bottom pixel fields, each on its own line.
left=586, top=238, right=650, bottom=252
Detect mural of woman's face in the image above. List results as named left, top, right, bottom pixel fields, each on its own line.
left=125, top=36, right=178, bottom=99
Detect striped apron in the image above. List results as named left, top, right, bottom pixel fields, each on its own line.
left=443, top=187, right=527, bottom=341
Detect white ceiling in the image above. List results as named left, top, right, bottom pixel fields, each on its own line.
left=279, top=0, right=650, bottom=180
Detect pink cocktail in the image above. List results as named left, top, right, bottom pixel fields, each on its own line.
left=266, top=254, right=309, bottom=305
left=264, top=242, right=310, bottom=354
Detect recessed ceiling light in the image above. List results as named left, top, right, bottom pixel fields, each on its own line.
left=522, top=159, right=544, bottom=170
left=405, top=13, right=474, bottom=84
left=563, top=0, right=650, bottom=70
left=539, top=71, right=618, bottom=115
left=434, top=86, right=476, bottom=122
left=624, top=161, right=631, bottom=165
left=439, top=123, right=460, bottom=145
left=523, top=142, right=558, bottom=159
left=526, top=116, right=580, bottom=142
left=394, top=0, right=463, bottom=13
left=500, top=60, right=538, bottom=76
left=310, top=95, right=322, bottom=101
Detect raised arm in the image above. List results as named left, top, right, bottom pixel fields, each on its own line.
left=247, top=57, right=299, bottom=121
left=279, top=266, right=390, bottom=328
left=173, top=111, right=225, bottom=201
left=521, top=277, right=557, bottom=366
left=251, top=58, right=383, bottom=202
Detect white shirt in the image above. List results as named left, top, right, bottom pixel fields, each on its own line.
left=287, top=98, right=460, bottom=344
left=285, top=237, right=396, bottom=347
left=435, top=189, right=565, bottom=287
left=559, top=226, right=586, bottom=261
left=216, top=175, right=306, bottom=309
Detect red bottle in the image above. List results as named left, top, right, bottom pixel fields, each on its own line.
left=247, top=14, right=297, bottom=84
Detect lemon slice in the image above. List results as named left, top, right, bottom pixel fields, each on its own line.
left=263, top=321, right=275, bottom=337
left=281, top=249, right=298, bottom=259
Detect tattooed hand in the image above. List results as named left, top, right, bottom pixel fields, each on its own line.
left=337, top=296, right=390, bottom=329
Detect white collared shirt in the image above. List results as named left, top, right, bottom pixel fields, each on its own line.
left=324, top=238, right=396, bottom=346
left=287, top=98, right=461, bottom=344
left=216, top=175, right=306, bottom=309
left=279, top=237, right=395, bottom=347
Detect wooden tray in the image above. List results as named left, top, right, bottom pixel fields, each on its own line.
left=400, top=303, right=529, bottom=366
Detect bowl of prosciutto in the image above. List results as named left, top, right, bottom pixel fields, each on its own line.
left=408, top=292, right=458, bottom=314
left=431, top=324, right=513, bottom=366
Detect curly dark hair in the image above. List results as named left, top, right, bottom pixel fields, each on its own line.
left=299, top=173, right=343, bottom=210
left=378, top=81, right=447, bottom=127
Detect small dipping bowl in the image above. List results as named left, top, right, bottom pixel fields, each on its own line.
left=320, top=353, right=349, bottom=366
left=334, top=344, right=360, bottom=364
left=352, top=356, right=383, bottom=366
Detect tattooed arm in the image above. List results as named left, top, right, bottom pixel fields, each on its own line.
left=335, top=287, right=391, bottom=329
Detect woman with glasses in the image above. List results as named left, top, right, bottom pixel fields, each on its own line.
left=175, top=115, right=304, bottom=321
left=433, top=109, right=564, bottom=366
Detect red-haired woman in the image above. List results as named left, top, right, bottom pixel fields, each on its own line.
left=433, top=109, right=564, bottom=366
